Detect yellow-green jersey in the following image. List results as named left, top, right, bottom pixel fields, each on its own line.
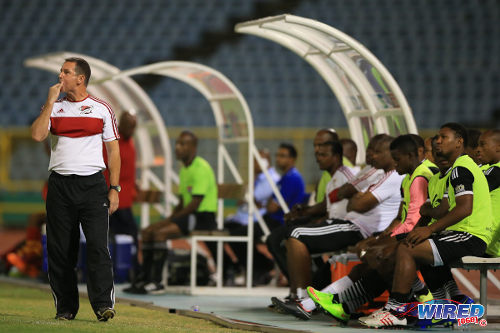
left=427, top=168, right=452, bottom=225
left=446, top=155, right=493, bottom=245
left=421, top=159, right=440, bottom=175
left=484, top=162, right=500, bottom=257
left=343, top=156, right=354, bottom=167
left=316, top=171, right=331, bottom=204
left=179, top=156, right=217, bottom=213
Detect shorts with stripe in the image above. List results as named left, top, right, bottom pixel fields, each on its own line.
left=428, top=230, right=486, bottom=266
left=288, top=219, right=364, bottom=254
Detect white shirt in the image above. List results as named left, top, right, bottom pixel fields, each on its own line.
left=349, top=165, right=385, bottom=192
left=345, top=170, right=405, bottom=238
left=48, top=95, right=119, bottom=175
left=325, top=166, right=358, bottom=219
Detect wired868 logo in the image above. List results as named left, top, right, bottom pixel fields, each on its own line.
left=418, top=301, right=487, bottom=327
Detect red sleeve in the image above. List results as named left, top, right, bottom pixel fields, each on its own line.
left=391, top=176, right=428, bottom=236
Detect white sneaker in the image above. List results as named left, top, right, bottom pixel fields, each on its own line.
left=144, top=282, right=166, bottom=295
left=360, top=309, right=408, bottom=328
left=358, top=307, right=385, bottom=324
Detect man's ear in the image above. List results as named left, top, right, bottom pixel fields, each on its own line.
left=77, top=74, right=85, bottom=85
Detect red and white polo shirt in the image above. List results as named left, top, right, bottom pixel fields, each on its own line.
left=47, top=95, right=119, bottom=175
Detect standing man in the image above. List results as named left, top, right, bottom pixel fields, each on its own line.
left=124, top=130, right=217, bottom=294
left=31, top=58, right=120, bottom=322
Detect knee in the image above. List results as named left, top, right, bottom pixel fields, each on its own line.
left=286, top=237, right=305, bottom=251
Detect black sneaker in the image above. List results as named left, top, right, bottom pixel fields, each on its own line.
left=269, top=295, right=297, bottom=314
left=96, top=307, right=116, bottom=322
left=123, top=284, right=147, bottom=294
left=271, top=297, right=312, bottom=320
left=55, top=312, right=75, bottom=320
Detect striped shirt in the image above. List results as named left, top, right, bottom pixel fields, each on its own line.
left=47, top=95, right=119, bottom=175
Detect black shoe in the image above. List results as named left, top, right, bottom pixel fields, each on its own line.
left=55, top=312, right=75, bottom=320
left=269, top=295, right=297, bottom=314
left=123, top=283, right=147, bottom=294
left=96, top=307, right=116, bottom=322
left=272, top=296, right=312, bottom=320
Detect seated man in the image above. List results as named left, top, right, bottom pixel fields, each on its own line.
left=265, top=143, right=306, bottom=228
left=361, top=123, right=493, bottom=328
left=340, top=138, right=358, bottom=169
left=477, top=129, right=500, bottom=257
left=272, top=135, right=403, bottom=302
left=124, top=130, right=217, bottom=294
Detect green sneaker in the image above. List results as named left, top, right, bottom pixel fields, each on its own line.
left=416, top=290, right=433, bottom=303
left=306, top=286, right=350, bottom=324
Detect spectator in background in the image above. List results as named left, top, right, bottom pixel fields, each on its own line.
left=265, top=143, right=306, bottom=228
left=340, top=138, right=358, bottom=167
left=103, top=111, right=139, bottom=280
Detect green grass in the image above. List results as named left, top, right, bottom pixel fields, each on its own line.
left=0, top=282, right=252, bottom=332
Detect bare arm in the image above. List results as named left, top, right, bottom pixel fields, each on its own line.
left=346, top=191, right=379, bottom=213
left=337, top=183, right=359, bottom=200
left=105, top=140, right=120, bottom=214
left=406, top=194, right=473, bottom=246
left=31, top=83, right=62, bottom=142
left=171, top=196, right=203, bottom=219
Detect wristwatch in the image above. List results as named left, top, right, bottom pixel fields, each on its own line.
left=110, top=185, right=121, bottom=193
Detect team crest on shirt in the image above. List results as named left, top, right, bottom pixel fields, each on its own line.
left=79, top=105, right=93, bottom=114
left=455, top=184, right=465, bottom=193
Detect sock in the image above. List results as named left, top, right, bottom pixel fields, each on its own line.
left=386, top=292, right=410, bottom=313
left=444, top=279, right=464, bottom=301
left=411, top=277, right=426, bottom=294
left=324, top=276, right=354, bottom=295
left=301, top=298, right=316, bottom=311
left=430, top=287, right=446, bottom=300
left=151, top=242, right=168, bottom=284
left=140, top=246, right=154, bottom=284
left=339, top=279, right=373, bottom=313
left=296, top=288, right=307, bottom=299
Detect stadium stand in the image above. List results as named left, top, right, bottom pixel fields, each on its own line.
left=0, top=0, right=499, bottom=129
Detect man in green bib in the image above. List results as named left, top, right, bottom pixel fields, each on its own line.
left=477, top=129, right=500, bottom=257
left=363, top=123, right=493, bottom=328
left=124, top=130, right=217, bottom=294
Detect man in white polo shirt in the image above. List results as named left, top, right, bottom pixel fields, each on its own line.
left=31, top=57, right=120, bottom=322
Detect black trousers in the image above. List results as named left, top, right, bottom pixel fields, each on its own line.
left=46, top=171, right=114, bottom=316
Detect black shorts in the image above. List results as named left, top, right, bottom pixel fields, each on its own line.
left=171, top=212, right=216, bottom=235
left=429, top=230, right=486, bottom=266
left=287, top=219, right=364, bottom=255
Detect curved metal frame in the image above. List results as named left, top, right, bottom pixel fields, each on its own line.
left=236, top=14, right=418, bottom=162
